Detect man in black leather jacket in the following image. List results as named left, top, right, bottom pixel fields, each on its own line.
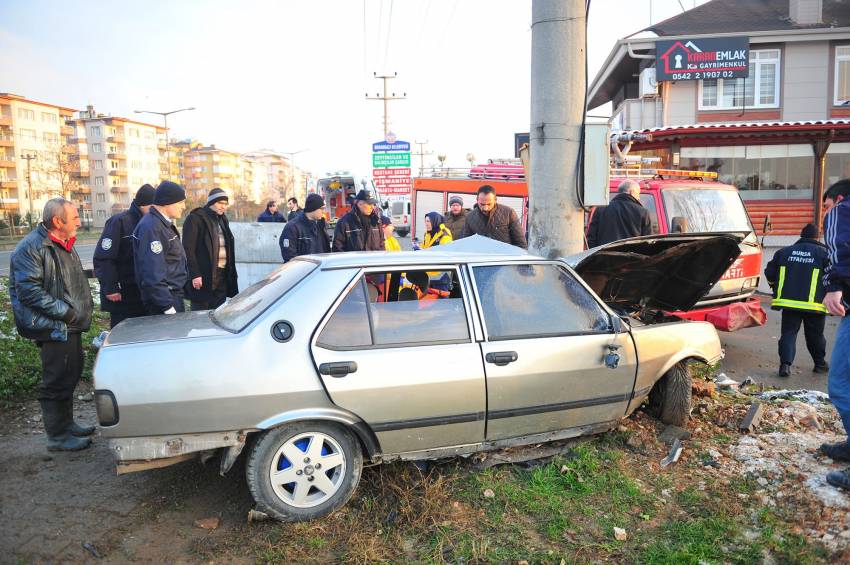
left=9, top=198, right=94, bottom=451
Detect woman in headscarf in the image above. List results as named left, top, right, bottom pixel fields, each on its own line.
left=421, top=211, right=453, bottom=249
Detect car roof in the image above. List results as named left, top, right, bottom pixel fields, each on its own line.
left=299, top=235, right=543, bottom=270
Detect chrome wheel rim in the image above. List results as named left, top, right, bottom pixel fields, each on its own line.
left=268, top=431, right=347, bottom=508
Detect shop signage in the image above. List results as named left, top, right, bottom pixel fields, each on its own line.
left=655, top=36, right=749, bottom=82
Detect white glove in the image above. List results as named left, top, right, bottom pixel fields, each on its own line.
left=164, top=306, right=177, bottom=315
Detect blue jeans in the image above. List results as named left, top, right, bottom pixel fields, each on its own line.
left=829, top=315, right=850, bottom=437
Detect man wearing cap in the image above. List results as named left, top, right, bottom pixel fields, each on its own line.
left=133, top=180, right=189, bottom=314
left=764, top=223, right=830, bottom=377
left=93, top=184, right=155, bottom=328
left=182, top=188, right=239, bottom=310
left=332, top=189, right=385, bottom=252
left=279, top=193, right=330, bottom=262
left=444, top=196, right=468, bottom=241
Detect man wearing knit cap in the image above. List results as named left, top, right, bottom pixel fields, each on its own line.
left=94, top=184, right=156, bottom=327
left=764, top=223, right=830, bottom=377
left=183, top=188, right=239, bottom=310
left=279, top=193, right=330, bottom=262
left=132, top=180, right=189, bottom=314
left=444, top=195, right=468, bottom=240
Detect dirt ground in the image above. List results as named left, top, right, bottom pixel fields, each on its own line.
left=2, top=294, right=849, bottom=563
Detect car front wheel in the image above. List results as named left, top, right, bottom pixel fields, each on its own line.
left=246, top=421, right=363, bottom=521
left=647, top=361, right=693, bottom=427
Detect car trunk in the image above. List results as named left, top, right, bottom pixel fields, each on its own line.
left=104, top=311, right=231, bottom=346
left=564, top=234, right=743, bottom=316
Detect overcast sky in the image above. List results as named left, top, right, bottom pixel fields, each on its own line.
left=1, top=0, right=708, bottom=176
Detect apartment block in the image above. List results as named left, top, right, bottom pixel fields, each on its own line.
left=0, top=93, right=76, bottom=227
left=69, top=105, right=166, bottom=228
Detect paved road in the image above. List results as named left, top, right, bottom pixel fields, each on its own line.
left=0, top=243, right=96, bottom=276
left=719, top=294, right=838, bottom=393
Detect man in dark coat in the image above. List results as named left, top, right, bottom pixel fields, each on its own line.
left=764, top=223, right=830, bottom=377
left=287, top=197, right=303, bottom=221
left=280, top=193, right=330, bottom=262
left=93, top=184, right=155, bottom=328
left=460, top=185, right=527, bottom=248
left=183, top=188, right=239, bottom=310
left=133, top=181, right=189, bottom=315
left=332, top=189, right=385, bottom=252
left=257, top=201, right=285, bottom=223
left=9, top=198, right=94, bottom=451
left=586, top=179, right=652, bottom=247
left=444, top=195, right=468, bottom=240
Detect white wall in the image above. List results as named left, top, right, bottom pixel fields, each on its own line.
left=783, top=41, right=830, bottom=121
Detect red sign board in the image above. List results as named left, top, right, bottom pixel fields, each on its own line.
left=373, top=168, right=411, bottom=196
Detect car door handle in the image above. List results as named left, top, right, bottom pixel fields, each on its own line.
left=485, top=351, right=518, bottom=366
left=319, top=362, right=358, bottom=377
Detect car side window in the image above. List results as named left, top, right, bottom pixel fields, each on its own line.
left=316, top=280, right=373, bottom=349
left=639, top=194, right=659, bottom=234
left=473, top=264, right=610, bottom=340
left=317, top=269, right=470, bottom=350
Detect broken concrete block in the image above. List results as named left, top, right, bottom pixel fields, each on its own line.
left=739, top=401, right=765, bottom=433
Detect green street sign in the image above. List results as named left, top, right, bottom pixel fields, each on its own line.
left=373, top=152, right=411, bottom=168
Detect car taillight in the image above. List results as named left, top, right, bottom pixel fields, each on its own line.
left=95, top=390, right=119, bottom=426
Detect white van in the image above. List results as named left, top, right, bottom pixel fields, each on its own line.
left=389, top=198, right=412, bottom=237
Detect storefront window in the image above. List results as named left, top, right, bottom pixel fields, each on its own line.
left=680, top=144, right=813, bottom=199
left=826, top=142, right=850, bottom=187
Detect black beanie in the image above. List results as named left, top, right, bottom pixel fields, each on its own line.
left=133, top=184, right=155, bottom=206
left=304, top=193, right=325, bottom=213
left=206, top=187, right=229, bottom=206
left=801, top=223, right=818, bottom=240
left=154, top=181, right=186, bottom=206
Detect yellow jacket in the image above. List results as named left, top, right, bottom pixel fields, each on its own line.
left=422, top=225, right=453, bottom=249
left=385, top=236, right=401, bottom=252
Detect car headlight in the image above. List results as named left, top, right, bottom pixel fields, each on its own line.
left=742, top=276, right=759, bottom=290
left=95, top=390, right=119, bottom=427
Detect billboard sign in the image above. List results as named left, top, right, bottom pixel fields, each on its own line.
left=655, top=36, right=749, bottom=81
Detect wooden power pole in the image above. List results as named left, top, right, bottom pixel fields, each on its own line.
left=528, top=0, right=587, bottom=257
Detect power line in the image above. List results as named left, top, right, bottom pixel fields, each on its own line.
left=382, top=0, right=395, bottom=72
left=365, top=72, right=407, bottom=138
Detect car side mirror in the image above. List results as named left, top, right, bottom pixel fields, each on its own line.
left=382, top=200, right=389, bottom=210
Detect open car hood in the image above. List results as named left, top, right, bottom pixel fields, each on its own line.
left=563, top=234, right=743, bottom=313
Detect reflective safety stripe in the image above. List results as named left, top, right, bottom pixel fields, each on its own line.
left=772, top=265, right=827, bottom=312
left=809, top=268, right=820, bottom=304
left=771, top=298, right=828, bottom=313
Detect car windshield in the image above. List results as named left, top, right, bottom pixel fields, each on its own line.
left=211, top=260, right=317, bottom=332
left=661, top=188, right=754, bottom=237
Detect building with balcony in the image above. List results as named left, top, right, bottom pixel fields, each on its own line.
left=0, top=93, right=76, bottom=226
left=68, top=105, right=165, bottom=227
left=589, top=0, right=850, bottom=232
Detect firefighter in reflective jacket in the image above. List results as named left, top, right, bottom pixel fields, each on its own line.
left=764, top=223, right=830, bottom=377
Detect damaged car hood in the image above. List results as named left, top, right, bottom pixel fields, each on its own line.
left=564, top=234, right=743, bottom=313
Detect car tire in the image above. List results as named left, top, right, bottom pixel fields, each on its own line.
left=245, top=421, right=363, bottom=522
left=397, top=229, right=409, bottom=238
left=648, top=361, right=692, bottom=427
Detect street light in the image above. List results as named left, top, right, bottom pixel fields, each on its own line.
left=133, top=107, right=196, bottom=181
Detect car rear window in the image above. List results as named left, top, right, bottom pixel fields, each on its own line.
left=211, top=260, right=317, bottom=332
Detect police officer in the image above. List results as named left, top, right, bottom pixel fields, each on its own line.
left=93, top=184, right=155, bottom=328
left=279, top=193, right=330, bottom=262
left=133, top=181, right=188, bottom=314
left=332, top=189, right=385, bottom=252
left=764, top=223, right=830, bottom=377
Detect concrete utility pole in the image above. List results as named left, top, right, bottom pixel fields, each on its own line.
left=365, top=72, right=406, bottom=138
left=528, top=0, right=587, bottom=257
left=413, top=140, right=432, bottom=177
left=21, top=153, right=36, bottom=229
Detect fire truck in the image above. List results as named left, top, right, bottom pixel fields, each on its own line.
left=410, top=164, right=766, bottom=332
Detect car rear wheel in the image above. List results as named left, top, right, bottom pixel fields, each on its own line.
left=246, top=421, right=363, bottom=521
left=648, top=361, right=693, bottom=426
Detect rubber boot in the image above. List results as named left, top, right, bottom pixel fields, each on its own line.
left=41, top=400, right=91, bottom=452
left=64, top=398, right=95, bottom=437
